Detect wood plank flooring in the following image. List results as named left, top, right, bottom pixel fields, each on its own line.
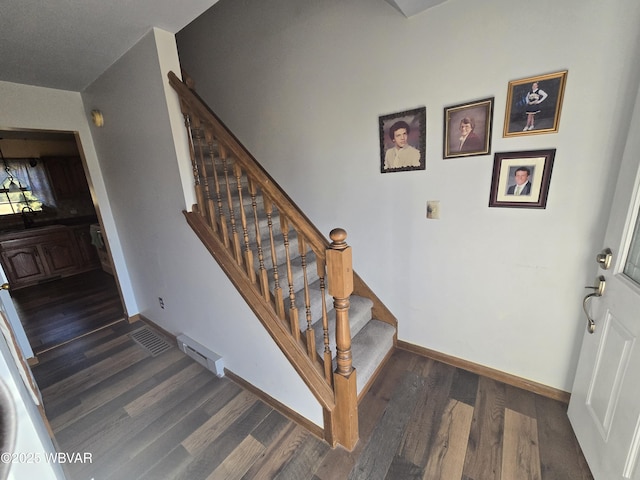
left=31, top=320, right=594, bottom=480
left=11, top=269, right=125, bottom=354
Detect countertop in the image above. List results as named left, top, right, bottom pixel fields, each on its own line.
left=0, top=215, right=98, bottom=241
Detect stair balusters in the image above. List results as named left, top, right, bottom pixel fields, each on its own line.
left=193, top=117, right=215, bottom=227
left=299, top=236, right=316, bottom=359
left=233, top=162, right=255, bottom=283
left=248, top=177, right=270, bottom=301
left=204, top=130, right=220, bottom=233
left=263, top=195, right=286, bottom=320
left=317, top=258, right=332, bottom=384
left=180, top=105, right=204, bottom=215
left=280, top=217, right=300, bottom=342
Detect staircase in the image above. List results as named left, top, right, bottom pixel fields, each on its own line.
left=169, top=71, right=397, bottom=450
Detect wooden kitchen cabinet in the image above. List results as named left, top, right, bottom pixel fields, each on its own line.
left=43, top=156, right=91, bottom=200
left=70, top=224, right=101, bottom=271
left=0, top=224, right=100, bottom=290
left=0, top=244, right=48, bottom=287
left=40, top=230, right=79, bottom=276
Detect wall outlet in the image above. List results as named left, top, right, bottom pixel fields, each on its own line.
left=159, top=297, right=165, bottom=309
left=427, top=201, right=440, bottom=219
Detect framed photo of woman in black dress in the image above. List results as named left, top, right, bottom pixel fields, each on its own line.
left=503, top=71, right=568, bottom=137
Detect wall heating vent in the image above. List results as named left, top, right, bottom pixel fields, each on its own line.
left=176, top=334, right=224, bottom=377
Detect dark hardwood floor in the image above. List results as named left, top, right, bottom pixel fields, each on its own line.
left=31, top=319, right=594, bottom=480
left=11, top=269, right=125, bottom=354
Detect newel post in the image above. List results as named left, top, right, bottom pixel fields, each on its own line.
left=325, top=228, right=358, bottom=450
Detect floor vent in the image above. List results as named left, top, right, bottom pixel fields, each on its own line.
left=130, top=327, right=172, bottom=356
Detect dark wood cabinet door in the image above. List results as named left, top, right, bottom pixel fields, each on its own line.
left=71, top=225, right=100, bottom=269
left=1, top=246, right=48, bottom=287
left=41, top=234, right=79, bottom=275
left=44, top=156, right=90, bottom=200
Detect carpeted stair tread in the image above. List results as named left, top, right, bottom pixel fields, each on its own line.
left=312, top=295, right=373, bottom=356
left=337, top=319, right=396, bottom=395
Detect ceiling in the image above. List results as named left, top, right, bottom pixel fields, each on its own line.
left=0, top=0, right=219, bottom=92
left=384, top=0, right=447, bottom=17
left=0, top=0, right=444, bottom=94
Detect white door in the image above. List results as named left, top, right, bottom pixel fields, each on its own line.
left=0, top=265, right=34, bottom=361
left=568, top=83, right=640, bottom=479
left=0, top=262, right=61, bottom=478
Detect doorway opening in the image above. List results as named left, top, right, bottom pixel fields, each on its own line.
left=0, top=128, right=127, bottom=357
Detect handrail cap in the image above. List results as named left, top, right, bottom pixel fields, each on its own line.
left=330, top=228, right=347, bottom=247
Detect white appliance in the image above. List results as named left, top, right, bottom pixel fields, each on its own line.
left=0, top=334, right=64, bottom=479
left=89, top=223, right=113, bottom=275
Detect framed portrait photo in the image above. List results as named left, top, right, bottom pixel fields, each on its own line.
left=489, top=149, right=556, bottom=209
left=443, top=97, right=494, bottom=159
left=379, top=106, right=426, bottom=173
left=503, top=70, right=568, bottom=137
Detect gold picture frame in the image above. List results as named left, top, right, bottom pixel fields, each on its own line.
left=503, top=71, right=568, bottom=137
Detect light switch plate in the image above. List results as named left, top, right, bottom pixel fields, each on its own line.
left=427, top=201, right=440, bottom=219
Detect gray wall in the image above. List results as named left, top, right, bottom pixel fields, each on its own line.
left=81, top=29, right=323, bottom=425
left=176, top=0, right=640, bottom=391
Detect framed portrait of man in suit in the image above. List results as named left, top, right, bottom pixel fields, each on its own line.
left=489, top=149, right=556, bottom=209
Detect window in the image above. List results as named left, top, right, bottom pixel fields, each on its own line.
left=0, top=158, right=56, bottom=216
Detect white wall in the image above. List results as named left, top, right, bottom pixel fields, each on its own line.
left=176, top=0, right=640, bottom=391
left=81, top=28, right=323, bottom=425
left=0, top=80, right=138, bottom=319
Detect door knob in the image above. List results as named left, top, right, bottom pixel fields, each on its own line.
left=596, top=248, right=612, bottom=270
left=585, top=275, right=606, bottom=296
left=0, top=283, right=9, bottom=290
left=583, top=275, right=605, bottom=334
